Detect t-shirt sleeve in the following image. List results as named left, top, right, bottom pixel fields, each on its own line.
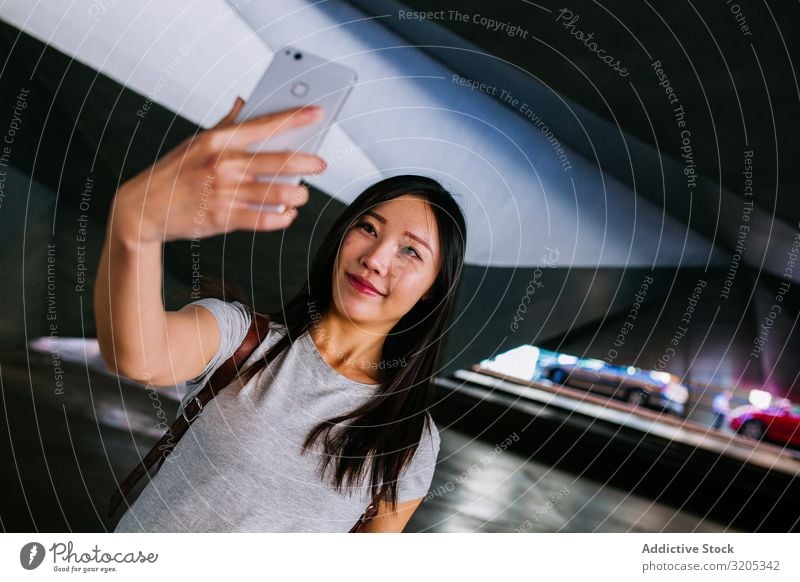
left=177, top=298, right=252, bottom=413
left=396, top=416, right=441, bottom=503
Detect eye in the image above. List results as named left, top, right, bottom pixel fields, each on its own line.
left=403, top=246, right=421, bottom=260
left=357, top=221, right=376, bottom=235
left=356, top=220, right=423, bottom=261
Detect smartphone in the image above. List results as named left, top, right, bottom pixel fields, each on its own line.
left=234, top=46, right=357, bottom=212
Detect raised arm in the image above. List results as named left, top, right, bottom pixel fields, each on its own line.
left=94, top=98, right=327, bottom=387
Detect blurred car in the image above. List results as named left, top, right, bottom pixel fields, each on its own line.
left=729, top=399, right=800, bottom=447
left=540, top=360, right=689, bottom=416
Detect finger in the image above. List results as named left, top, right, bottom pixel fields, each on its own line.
left=224, top=182, right=310, bottom=210
left=220, top=151, right=327, bottom=179
left=232, top=205, right=300, bottom=233
left=212, top=97, right=245, bottom=129
left=220, top=105, right=324, bottom=149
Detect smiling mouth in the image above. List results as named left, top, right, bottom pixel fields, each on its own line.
left=346, top=274, right=384, bottom=297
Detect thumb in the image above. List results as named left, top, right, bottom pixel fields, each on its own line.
left=213, top=96, right=245, bottom=129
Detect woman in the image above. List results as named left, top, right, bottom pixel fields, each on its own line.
left=95, top=98, right=467, bottom=532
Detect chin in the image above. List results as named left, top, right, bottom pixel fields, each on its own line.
left=336, top=295, right=383, bottom=323
left=332, top=271, right=390, bottom=322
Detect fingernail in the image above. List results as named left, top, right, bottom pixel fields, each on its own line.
left=302, top=106, right=323, bottom=119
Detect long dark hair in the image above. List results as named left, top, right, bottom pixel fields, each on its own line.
left=197, top=175, right=466, bottom=512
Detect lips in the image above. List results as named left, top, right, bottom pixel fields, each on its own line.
left=347, top=273, right=385, bottom=296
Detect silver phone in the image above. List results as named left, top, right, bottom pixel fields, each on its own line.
left=234, top=46, right=357, bottom=212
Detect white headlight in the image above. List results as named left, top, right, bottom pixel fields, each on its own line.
left=664, top=382, right=689, bottom=404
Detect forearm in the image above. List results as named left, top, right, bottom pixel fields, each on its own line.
left=91, top=102, right=319, bottom=379
left=94, top=215, right=169, bottom=383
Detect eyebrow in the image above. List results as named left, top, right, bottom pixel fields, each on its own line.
left=363, top=210, right=433, bottom=256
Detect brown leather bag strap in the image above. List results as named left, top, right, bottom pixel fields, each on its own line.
left=106, top=310, right=271, bottom=519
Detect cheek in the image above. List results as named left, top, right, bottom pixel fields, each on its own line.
left=390, top=269, right=435, bottom=301
left=338, top=233, right=361, bottom=262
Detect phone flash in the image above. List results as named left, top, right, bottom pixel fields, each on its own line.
left=291, top=82, right=309, bottom=97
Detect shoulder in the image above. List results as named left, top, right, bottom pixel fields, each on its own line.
left=394, top=413, right=441, bottom=503
left=175, top=303, right=301, bottom=419
left=180, top=297, right=258, bottom=396
left=423, top=413, right=441, bottom=453
left=406, top=414, right=441, bottom=469
left=189, top=297, right=252, bottom=337
left=189, top=298, right=286, bottom=345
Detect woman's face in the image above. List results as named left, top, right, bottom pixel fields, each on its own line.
left=331, top=194, right=441, bottom=329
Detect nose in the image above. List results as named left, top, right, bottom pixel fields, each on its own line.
left=360, top=238, right=392, bottom=276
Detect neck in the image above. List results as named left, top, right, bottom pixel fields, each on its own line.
left=308, top=308, right=391, bottom=380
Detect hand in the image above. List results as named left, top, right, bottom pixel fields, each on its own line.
left=109, top=97, right=327, bottom=243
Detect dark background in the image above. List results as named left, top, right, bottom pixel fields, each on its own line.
left=0, top=1, right=798, bottom=532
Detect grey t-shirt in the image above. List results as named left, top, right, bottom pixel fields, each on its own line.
left=114, top=298, right=441, bottom=533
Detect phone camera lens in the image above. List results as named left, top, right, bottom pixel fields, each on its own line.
left=294, top=52, right=302, bottom=60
